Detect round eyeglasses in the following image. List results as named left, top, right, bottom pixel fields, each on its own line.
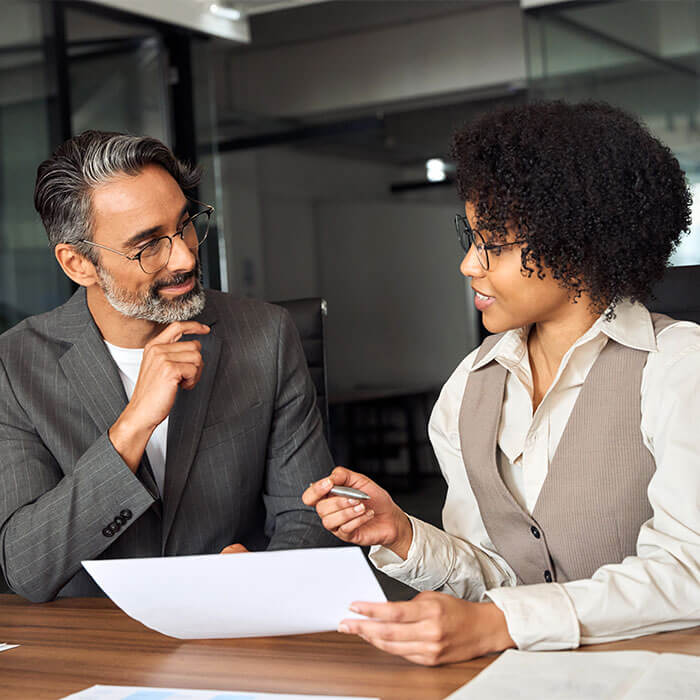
left=80, top=199, right=214, bottom=274
left=454, top=213, right=523, bottom=271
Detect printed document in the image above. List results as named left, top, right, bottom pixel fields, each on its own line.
left=82, top=547, right=386, bottom=639
left=446, top=648, right=700, bottom=699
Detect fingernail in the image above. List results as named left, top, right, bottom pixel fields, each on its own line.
left=347, top=498, right=359, bottom=505
left=366, top=509, right=374, bottom=517
left=353, top=504, right=365, bottom=513
left=349, top=604, right=360, bottom=613
left=338, top=624, right=350, bottom=633
left=323, top=479, right=332, bottom=488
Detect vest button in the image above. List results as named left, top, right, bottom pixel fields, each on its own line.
left=530, top=526, right=541, bottom=539
left=544, top=570, right=553, bottom=583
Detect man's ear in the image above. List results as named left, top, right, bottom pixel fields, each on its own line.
left=55, top=244, right=99, bottom=287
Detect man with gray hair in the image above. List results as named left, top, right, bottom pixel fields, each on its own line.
left=0, top=131, right=336, bottom=602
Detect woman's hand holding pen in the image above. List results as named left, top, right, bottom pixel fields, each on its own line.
left=302, top=466, right=414, bottom=559
left=304, top=467, right=516, bottom=665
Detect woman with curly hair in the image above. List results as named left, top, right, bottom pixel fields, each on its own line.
left=304, top=101, right=700, bottom=665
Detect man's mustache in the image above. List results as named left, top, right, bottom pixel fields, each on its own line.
left=151, top=261, right=201, bottom=293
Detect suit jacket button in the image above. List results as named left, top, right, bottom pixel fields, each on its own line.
left=544, top=570, right=553, bottom=583
left=102, top=526, right=114, bottom=537
left=530, top=526, right=541, bottom=539
left=120, top=509, right=133, bottom=520
left=114, top=515, right=126, bottom=526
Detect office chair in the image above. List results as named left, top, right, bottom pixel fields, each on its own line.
left=273, top=298, right=330, bottom=440
left=647, top=264, right=700, bottom=324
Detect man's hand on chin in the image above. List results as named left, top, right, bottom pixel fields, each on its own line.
left=220, top=543, right=249, bottom=554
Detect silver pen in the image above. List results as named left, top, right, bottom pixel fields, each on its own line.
left=307, top=482, right=371, bottom=500
left=328, top=485, right=370, bottom=500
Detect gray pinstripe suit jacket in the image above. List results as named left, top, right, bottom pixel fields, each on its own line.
left=0, top=287, right=337, bottom=602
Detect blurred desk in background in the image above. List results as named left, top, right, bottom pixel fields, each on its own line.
left=329, top=384, right=440, bottom=490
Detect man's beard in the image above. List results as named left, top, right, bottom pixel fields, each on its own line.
left=96, top=259, right=206, bottom=324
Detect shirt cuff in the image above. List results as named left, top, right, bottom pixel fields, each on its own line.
left=369, top=515, right=456, bottom=590
left=485, top=583, right=581, bottom=651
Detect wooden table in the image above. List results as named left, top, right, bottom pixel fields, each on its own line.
left=1, top=594, right=699, bottom=700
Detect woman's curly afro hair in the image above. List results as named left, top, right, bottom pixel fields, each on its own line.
left=451, top=101, right=692, bottom=315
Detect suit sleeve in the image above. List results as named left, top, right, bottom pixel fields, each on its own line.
left=0, top=357, right=155, bottom=602
left=262, top=308, right=338, bottom=550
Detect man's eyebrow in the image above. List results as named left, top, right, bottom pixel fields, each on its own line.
left=123, top=203, right=189, bottom=248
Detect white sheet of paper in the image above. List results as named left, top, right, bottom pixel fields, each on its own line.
left=61, top=685, right=379, bottom=700
left=60, top=685, right=379, bottom=700
left=626, top=652, right=700, bottom=700
left=82, top=547, right=386, bottom=639
left=0, top=643, right=19, bottom=652
left=445, top=649, right=700, bottom=700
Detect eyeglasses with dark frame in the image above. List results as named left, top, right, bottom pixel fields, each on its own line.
left=80, top=199, right=214, bottom=274
left=454, top=213, right=523, bottom=271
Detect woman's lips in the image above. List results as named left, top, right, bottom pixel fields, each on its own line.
left=473, top=289, right=496, bottom=311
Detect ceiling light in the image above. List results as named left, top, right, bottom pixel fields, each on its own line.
left=426, top=158, right=446, bottom=183
left=209, top=4, right=242, bottom=21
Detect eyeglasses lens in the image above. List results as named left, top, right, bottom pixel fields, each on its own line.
left=139, top=210, right=211, bottom=274
left=140, top=238, right=171, bottom=274
left=189, top=211, right=211, bottom=248
left=454, top=214, right=488, bottom=269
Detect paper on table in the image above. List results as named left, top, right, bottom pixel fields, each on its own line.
left=60, top=685, right=379, bottom=700
left=82, top=547, right=386, bottom=639
left=0, top=643, right=19, bottom=652
left=445, top=649, right=700, bottom=700
left=623, top=652, right=700, bottom=700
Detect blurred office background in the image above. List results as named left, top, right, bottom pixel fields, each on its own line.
left=2, top=0, right=700, bottom=561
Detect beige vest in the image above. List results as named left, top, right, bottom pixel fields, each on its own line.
left=458, top=313, right=678, bottom=585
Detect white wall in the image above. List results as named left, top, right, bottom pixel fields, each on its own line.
left=89, top=0, right=249, bottom=41
left=217, top=146, right=396, bottom=299
left=317, top=200, right=474, bottom=393
left=223, top=2, right=526, bottom=117
left=261, top=195, right=318, bottom=301
left=217, top=150, right=267, bottom=299
left=214, top=146, right=479, bottom=393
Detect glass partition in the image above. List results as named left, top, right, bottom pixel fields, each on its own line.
left=65, top=7, right=171, bottom=143
left=192, top=37, right=227, bottom=292
left=0, top=1, right=226, bottom=334
left=0, top=1, right=72, bottom=334
left=525, top=0, right=700, bottom=266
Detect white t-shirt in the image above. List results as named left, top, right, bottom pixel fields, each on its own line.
left=104, top=340, right=168, bottom=496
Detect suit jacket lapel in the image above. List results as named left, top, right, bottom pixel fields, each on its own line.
left=58, top=303, right=128, bottom=437
left=56, top=288, right=161, bottom=515
left=161, top=303, right=221, bottom=550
